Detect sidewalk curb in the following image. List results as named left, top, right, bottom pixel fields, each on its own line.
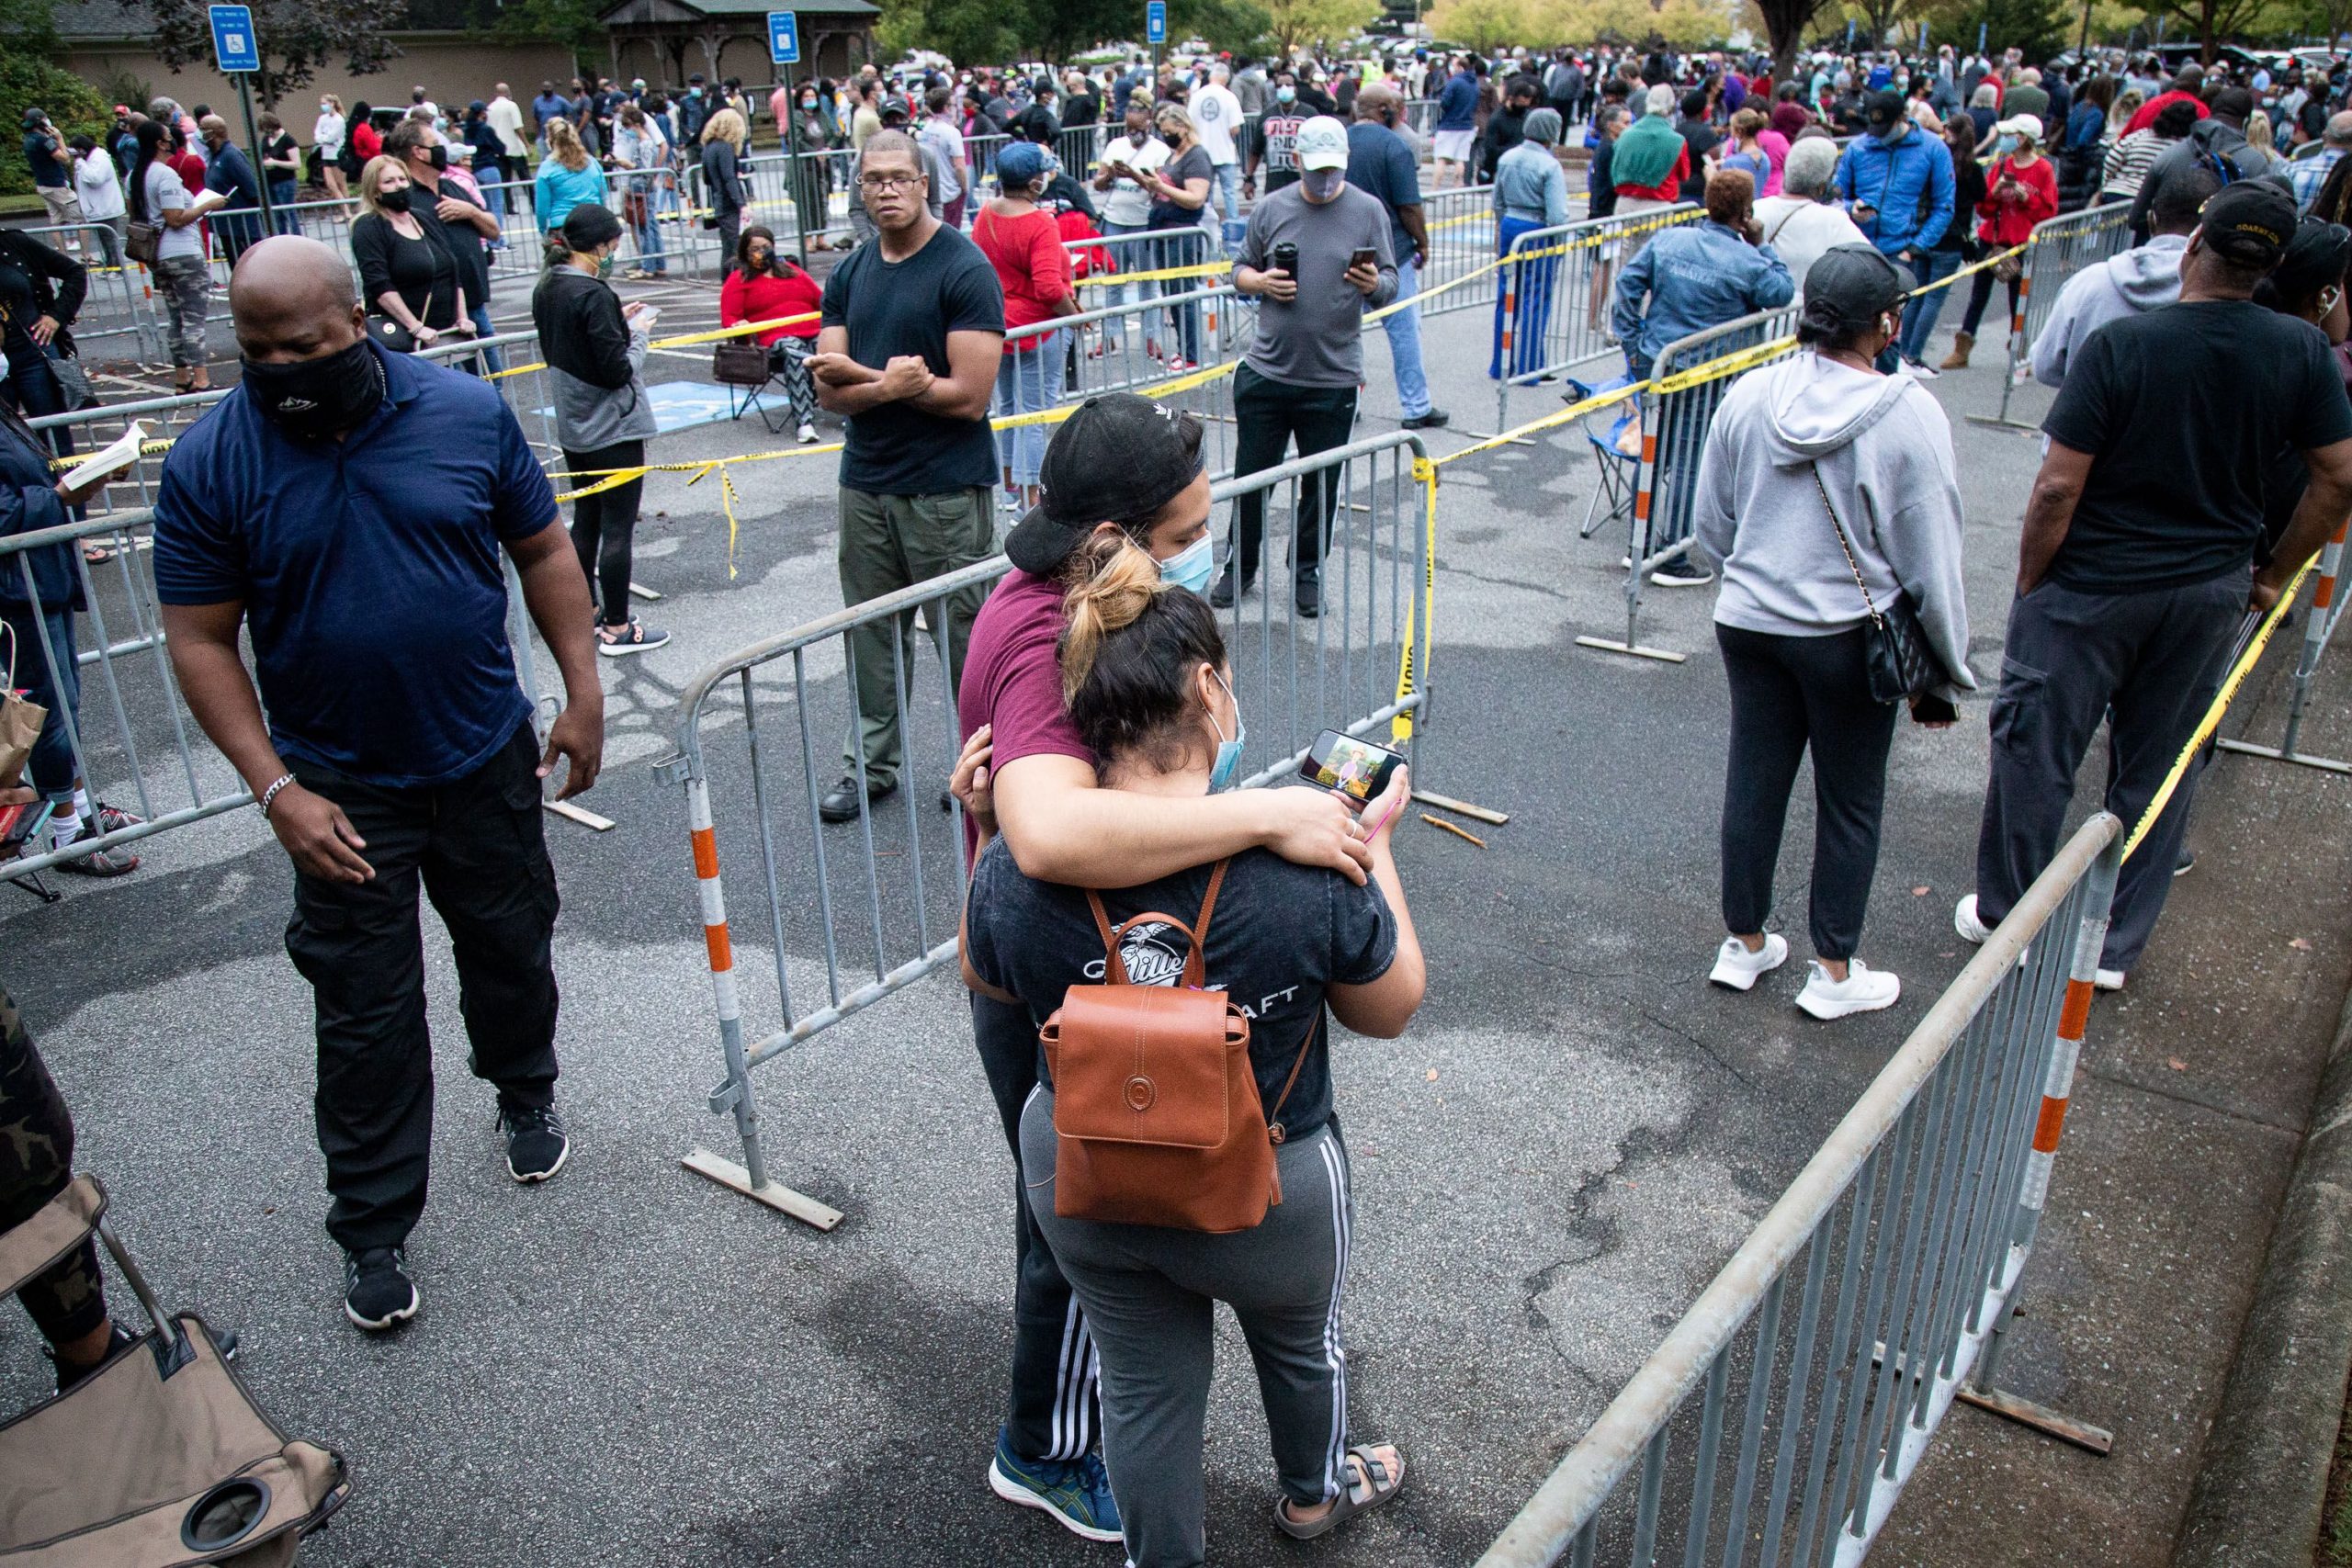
left=2173, top=980, right=2352, bottom=1567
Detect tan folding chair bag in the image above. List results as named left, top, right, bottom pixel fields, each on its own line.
left=0, top=1175, right=349, bottom=1565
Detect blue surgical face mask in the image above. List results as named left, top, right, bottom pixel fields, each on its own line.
left=1161, top=532, right=1213, bottom=594
left=1207, top=669, right=1245, bottom=792
left=1275, top=85, right=1296, bottom=104
left=1995, top=132, right=2018, bottom=154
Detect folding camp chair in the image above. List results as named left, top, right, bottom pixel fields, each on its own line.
left=0, top=1175, right=349, bottom=1564
left=709, top=339, right=789, bottom=435
left=1563, top=375, right=1641, bottom=540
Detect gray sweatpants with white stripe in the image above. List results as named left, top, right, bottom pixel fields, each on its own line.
left=1022, top=1089, right=1355, bottom=1568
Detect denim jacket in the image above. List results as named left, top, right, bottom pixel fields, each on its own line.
left=1613, top=220, right=1795, bottom=378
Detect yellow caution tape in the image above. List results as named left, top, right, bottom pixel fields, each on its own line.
left=490, top=311, right=821, bottom=380
left=2122, top=558, right=2315, bottom=862
left=1393, top=455, right=1440, bottom=742
left=1074, top=261, right=1233, bottom=288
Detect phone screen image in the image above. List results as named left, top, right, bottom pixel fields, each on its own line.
left=1306, top=733, right=1399, bottom=804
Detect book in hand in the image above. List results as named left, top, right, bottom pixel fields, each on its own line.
left=60, top=420, right=147, bottom=492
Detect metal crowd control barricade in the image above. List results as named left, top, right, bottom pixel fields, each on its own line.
left=1978, top=201, right=2132, bottom=430
left=999, top=285, right=1241, bottom=468
left=1, top=330, right=563, bottom=892
left=1493, top=205, right=1702, bottom=432
left=1416, top=184, right=1498, bottom=320
left=652, top=431, right=1437, bottom=1224
left=1479, top=815, right=2126, bottom=1568
left=2217, top=519, right=2352, bottom=773
left=1580, top=305, right=1799, bottom=664
left=0, top=505, right=254, bottom=889
left=16, top=222, right=165, bottom=365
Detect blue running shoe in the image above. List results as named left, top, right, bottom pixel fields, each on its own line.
left=987, top=1427, right=1123, bottom=1543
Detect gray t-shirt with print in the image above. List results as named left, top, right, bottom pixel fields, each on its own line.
left=1236, top=181, right=1398, bottom=389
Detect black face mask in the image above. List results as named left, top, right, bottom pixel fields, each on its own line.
left=378, top=186, right=411, bottom=213
left=427, top=143, right=448, bottom=170
left=242, top=339, right=384, bottom=439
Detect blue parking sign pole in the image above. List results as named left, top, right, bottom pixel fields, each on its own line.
left=768, top=12, right=805, bottom=265
left=208, top=4, right=273, bottom=240
left=1148, top=1, right=1166, bottom=94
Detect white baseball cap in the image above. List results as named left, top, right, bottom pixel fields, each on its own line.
left=1295, top=115, right=1349, bottom=171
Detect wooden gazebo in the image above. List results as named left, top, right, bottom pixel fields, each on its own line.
left=597, top=0, right=878, bottom=87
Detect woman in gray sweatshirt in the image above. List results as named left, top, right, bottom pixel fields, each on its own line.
left=531, top=202, right=666, bottom=655
left=1690, top=244, right=1973, bottom=1021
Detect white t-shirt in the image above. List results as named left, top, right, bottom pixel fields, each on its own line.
left=1097, top=132, right=1168, bottom=227
left=917, top=116, right=965, bottom=202
left=74, top=152, right=125, bottom=221
left=142, top=163, right=205, bottom=260
left=314, top=111, right=345, bottom=155
left=1752, top=197, right=1870, bottom=304
left=1191, top=83, right=1242, bottom=165
left=486, top=96, right=526, bottom=157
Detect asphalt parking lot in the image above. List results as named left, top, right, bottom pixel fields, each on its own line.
left=1, top=250, right=2327, bottom=1566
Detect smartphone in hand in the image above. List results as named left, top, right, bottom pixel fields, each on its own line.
left=1298, top=728, right=1406, bottom=807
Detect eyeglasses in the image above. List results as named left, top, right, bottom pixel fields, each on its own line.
left=858, top=172, right=922, bottom=191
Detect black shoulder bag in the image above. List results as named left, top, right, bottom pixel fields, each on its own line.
left=1812, top=460, right=1942, bottom=705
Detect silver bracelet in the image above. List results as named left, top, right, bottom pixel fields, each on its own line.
left=257, top=773, right=297, bottom=818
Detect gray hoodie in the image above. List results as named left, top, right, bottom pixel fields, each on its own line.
left=1693, top=353, right=1975, bottom=695
left=2030, top=233, right=2186, bottom=388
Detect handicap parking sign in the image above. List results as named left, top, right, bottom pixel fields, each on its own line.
left=209, top=4, right=259, bottom=73
left=767, top=11, right=799, bottom=65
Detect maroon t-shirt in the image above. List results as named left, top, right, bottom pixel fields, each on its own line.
left=957, top=568, right=1093, bottom=864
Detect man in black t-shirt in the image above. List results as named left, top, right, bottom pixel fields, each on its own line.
left=810, top=131, right=1006, bottom=824
left=384, top=118, right=502, bottom=369
left=1962, top=182, right=2352, bottom=987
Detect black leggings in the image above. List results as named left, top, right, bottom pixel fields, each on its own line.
left=562, top=439, right=646, bottom=626
left=1960, top=269, right=2020, bottom=338
left=1717, top=622, right=1900, bottom=962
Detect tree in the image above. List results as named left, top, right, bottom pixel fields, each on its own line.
left=1172, top=0, right=1276, bottom=53
left=1425, top=0, right=1542, bottom=51
left=485, top=0, right=603, bottom=69
left=0, top=0, right=110, bottom=197
left=1257, top=0, right=1380, bottom=53
left=148, top=0, right=403, bottom=108
left=1913, top=0, right=2070, bottom=62
left=1755, top=0, right=1826, bottom=75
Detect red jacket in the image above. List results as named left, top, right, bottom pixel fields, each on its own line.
left=1613, top=141, right=1689, bottom=204
left=718, top=264, right=822, bottom=344
left=1974, top=153, right=2058, bottom=246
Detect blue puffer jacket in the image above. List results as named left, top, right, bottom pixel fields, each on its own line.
left=1832, top=125, right=1958, bottom=260
left=1438, top=71, right=1478, bottom=132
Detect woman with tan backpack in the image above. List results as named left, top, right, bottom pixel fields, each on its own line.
left=957, top=537, right=1425, bottom=1566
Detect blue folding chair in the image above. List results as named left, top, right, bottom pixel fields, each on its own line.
left=1563, top=374, right=1641, bottom=540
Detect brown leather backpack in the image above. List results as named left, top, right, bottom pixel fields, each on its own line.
left=1035, top=860, right=1317, bottom=1234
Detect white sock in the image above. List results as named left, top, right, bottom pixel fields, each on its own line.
left=71, top=787, right=92, bottom=825
left=50, top=806, right=85, bottom=848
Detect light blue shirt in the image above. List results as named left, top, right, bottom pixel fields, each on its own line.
left=534, top=157, right=608, bottom=231
left=1493, top=141, right=1570, bottom=226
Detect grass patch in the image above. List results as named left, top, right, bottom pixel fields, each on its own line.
left=2320, top=1371, right=2352, bottom=1566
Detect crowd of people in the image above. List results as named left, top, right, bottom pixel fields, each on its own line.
left=6, top=23, right=2352, bottom=1568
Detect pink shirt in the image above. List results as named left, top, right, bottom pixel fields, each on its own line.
left=957, top=568, right=1092, bottom=863
left=1757, top=130, right=1791, bottom=197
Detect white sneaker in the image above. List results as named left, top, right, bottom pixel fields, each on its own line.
left=1708, top=932, right=1788, bottom=991
left=2095, top=967, right=2126, bottom=991
left=1953, top=894, right=1994, bottom=944
left=1795, top=959, right=1902, bottom=1020
left=797, top=421, right=818, bottom=444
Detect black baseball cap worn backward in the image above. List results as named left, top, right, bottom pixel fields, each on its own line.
left=1005, top=394, right=1206, bottom=574
left=2199, top=181, right=2296, bottom=268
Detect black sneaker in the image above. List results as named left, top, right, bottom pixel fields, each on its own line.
left=2174, top=848, right=2196, bottom=878
left=343, top=1247, right=419, bottom=1332
left=818, top=773, right=898, bottom=824
left=498, top=1100, right=571, bottom=1183
left=48, top=1320, right=136, bottom=1393
left=1295, top=570, right=1322, bottom=619
left=1401, top=409, right=1451, bottom=430
left=1208, top=566, right=1249, bottom=609
left=1649, top=558, right=1715, bottom=588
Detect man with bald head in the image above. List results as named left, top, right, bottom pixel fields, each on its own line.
left=153, top=236, right=605, bottom=1333
left=198, top=114, right=263, bottom=267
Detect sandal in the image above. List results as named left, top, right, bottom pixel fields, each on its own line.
left=1273, top=1443, right=1406, bottom=1540
left=81, top=544, right=118, bottom=566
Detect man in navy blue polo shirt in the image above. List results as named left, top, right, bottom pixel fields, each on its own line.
left=153, top=236, right=605, bottom=1334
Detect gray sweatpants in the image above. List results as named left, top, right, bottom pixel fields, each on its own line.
left=1973, top=573, right=2242, bottom=974
left=1022, top=1088, right=1355, bottom=1568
